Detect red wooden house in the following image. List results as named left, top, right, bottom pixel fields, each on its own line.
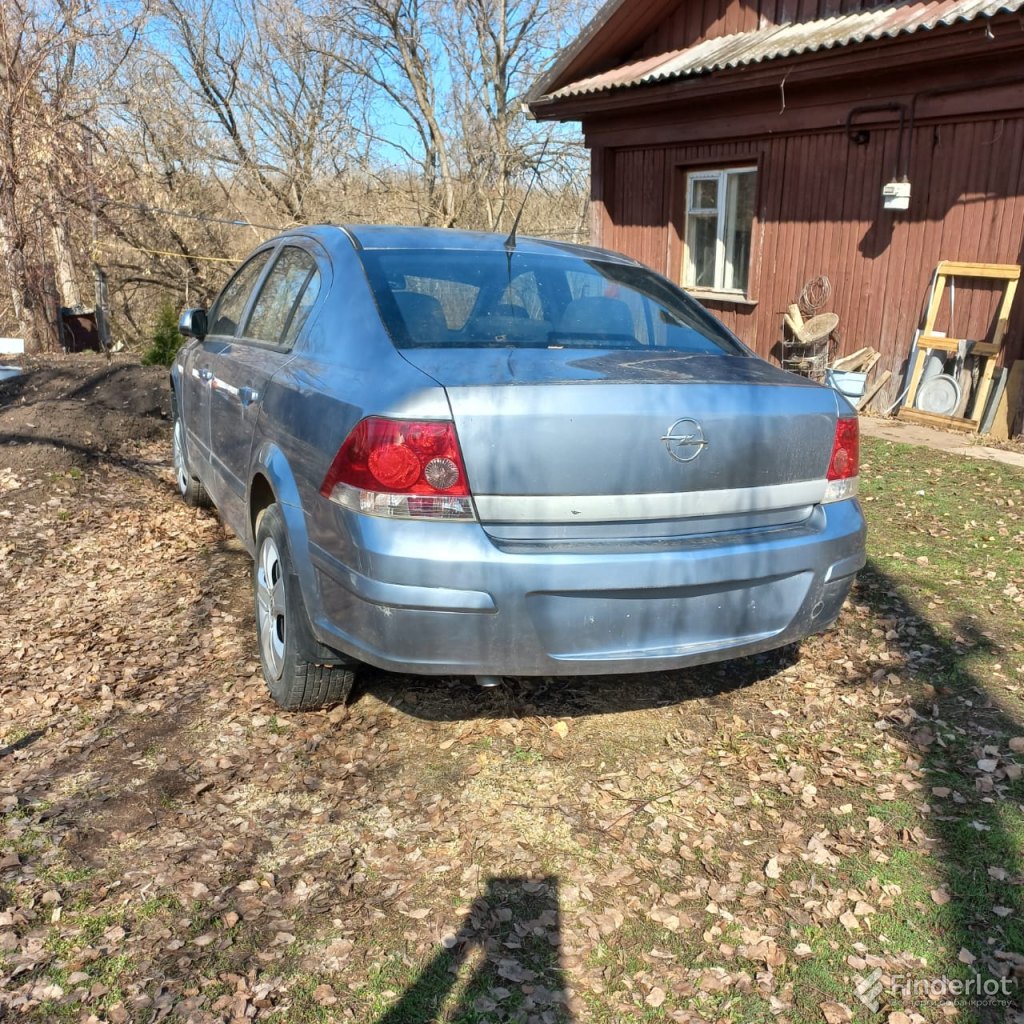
left=528, top=0, right=1024, bottom=422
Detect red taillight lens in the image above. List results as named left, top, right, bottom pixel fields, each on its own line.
left=823, top=416, right=859, bottom=503
left=368, top=443, right=421, bottom=490
left=827, top=417, right=859, bottom=480
left=320, top=418, right=473, bottom=519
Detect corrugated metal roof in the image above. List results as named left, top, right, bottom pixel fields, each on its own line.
left=545, top=0, right=1024, bottom=99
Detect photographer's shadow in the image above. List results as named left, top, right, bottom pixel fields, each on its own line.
left=376, top=876, right=572, bottom=1023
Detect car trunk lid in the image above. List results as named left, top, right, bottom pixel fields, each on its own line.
left=399, top=348, right=840, bottom=540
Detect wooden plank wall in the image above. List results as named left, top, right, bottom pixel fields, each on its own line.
left=638, top=0, right=894, bottom=58
left=599, top=117, right=1024, bottom=404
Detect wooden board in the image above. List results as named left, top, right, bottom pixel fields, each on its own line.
left=856, top=369, right=892, bottom=412
left=988, top=359, right=1024, bottom=440
left=935, top=261, right=1021, bottom=279
left=899, top=408, right=981, bottom=432
left=860, top=351, right=882, bottom=375
left=831, top=346, right=872, bottom=371
left=916, top=334, right=1001, bottom=357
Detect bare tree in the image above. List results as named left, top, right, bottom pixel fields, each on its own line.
left=145, top=0, right=363, bottom=224
left=0, top=0, right=141, bottom=351
left=326, top=0, right=593, bottom=232
left=333, top=0, right=459, bottom=226
left=2, top=0, right=596, bottom=351
left=0, top=0, right=63, bottom=349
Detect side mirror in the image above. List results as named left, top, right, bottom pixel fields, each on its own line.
left=179, top=308, right=208, bottom=340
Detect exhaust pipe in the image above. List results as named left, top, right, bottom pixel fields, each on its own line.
left=475, top=675, right=503, bottom=688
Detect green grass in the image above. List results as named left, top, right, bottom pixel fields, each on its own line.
left=509, top=747, right=543, bottom=764
left=840, top=437, right=1024, bottom=1018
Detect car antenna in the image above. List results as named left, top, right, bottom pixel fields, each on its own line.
left=504, top=132, right=552, bottom=252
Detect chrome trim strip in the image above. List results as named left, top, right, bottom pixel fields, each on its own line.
left=474, top=480, right=827, bottom=523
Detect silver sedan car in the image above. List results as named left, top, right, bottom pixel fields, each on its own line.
left=171, top=225, right=865, bottom=710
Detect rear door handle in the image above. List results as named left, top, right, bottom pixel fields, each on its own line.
left=238, top=386, right=259, bottom=407
left=196, top=367, right=213, bottom=383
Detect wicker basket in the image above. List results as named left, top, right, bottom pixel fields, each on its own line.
left=794, top=312, right=839, bottom=345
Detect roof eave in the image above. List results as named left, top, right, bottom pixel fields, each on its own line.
left=525, top=0, right=631, bottom=105
left=529, top=0, right=1024, bottom=114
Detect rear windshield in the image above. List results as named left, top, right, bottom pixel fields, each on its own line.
left=358, top=248, right=748, bottom=356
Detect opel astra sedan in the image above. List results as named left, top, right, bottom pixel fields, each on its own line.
left=171, top=225, right=865, bottom=710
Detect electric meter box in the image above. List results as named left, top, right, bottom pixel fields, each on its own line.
left=882, top=179, right=911, bottom=210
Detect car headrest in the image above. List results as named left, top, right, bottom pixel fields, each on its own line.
left=557, top=296, right=635, bottom=340
left=393, top=291, right=448, bottom=343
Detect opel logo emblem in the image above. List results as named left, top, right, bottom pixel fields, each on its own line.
left=661, top=417, right=708, bottom=463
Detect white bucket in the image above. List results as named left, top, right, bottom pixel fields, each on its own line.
left=826, top=369, right=868, bottom=399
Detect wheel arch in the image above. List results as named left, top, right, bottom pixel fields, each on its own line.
left=249, top=472, right=276, bottom=542
left=247, top=442, right=313, bottom=582
left=250, top=442, right=346, bottom=667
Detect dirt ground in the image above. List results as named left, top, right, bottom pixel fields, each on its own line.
left=0, top=356, right=170, bottom=476
left=1, top=356, right=1022, bottom=1024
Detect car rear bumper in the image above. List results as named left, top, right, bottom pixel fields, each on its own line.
left=306, top=499, right=866, bottom=676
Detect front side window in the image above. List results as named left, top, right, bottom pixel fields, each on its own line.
left=683, top=167, right=756, bottom=294
left=208, top=250, right=272, bottom=337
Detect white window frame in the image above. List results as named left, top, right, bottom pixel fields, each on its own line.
left=683, top=166, right=756, bottom=295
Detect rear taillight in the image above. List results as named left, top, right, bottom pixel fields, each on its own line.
left=320, top=417, right=475, bottom=520
left=823, top=416, right=859, bottom=503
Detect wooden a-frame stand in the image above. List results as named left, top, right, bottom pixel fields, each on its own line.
left=899, top=261, right=1020, bottom=433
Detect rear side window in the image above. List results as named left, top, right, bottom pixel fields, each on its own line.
left=208, top=250, right=272, bottom=337
left=359, top=248, right=746, bottom=355
left=244, top=247, right=321, bottom=346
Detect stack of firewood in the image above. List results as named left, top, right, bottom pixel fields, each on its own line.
left=830, top=347, right=891, bottom=412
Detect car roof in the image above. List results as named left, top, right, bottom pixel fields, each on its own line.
left=281, top=223, right=641, bottom=267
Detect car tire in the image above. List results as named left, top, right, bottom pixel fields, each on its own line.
left=171, top=392, right=212, bottom=508
left=254, top=503, right=355, bottom=712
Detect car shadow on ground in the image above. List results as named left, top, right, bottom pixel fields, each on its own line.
left=853, top=558, right=1023, bottom=1020
left=357, top=643, right=801, bottom=723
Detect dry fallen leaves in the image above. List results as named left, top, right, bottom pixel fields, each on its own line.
left=820, top=1001, right=854, bottom=1023
left=645, top=986, right=667, bottom=1008
left=3, top=357, right=1023, bottom=1024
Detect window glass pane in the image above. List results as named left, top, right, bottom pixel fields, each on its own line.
left=244, top=247, right=318, bottom=345
left=359, top=249, right=746, bottom=356
left=282, top=265, right=321, bottom=347
left=685, top=213, right=717, bottom=289
left=689, top=177, right=718, bottom=211
left=566, top=271, right=650, bottom=345
left=499, top=272, right=544, bottom=319
left=208, top=251, right=271, bottom=337
left=566, top=270, right=606, bottom=300
left=723, top=171, right=756, bottom=292
left=404, top=275, right=478, bottom=329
